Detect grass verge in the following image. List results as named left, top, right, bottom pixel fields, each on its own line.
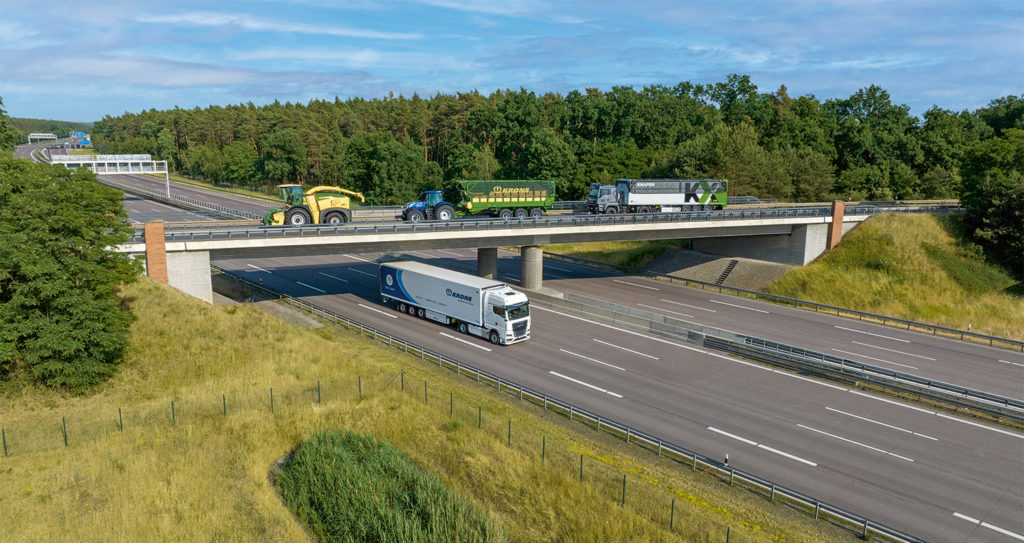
left=0, top=278, right=854, bottom=542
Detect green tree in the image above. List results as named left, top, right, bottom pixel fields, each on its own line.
left=961, top=128, right=1024, bottom=276
left=0, top=97, right=18, bottom=152
left=343, top=132, right=440, bottom=204
left=260, top=128, right=308, bottom=183
left=222, top=140, right=260, bottom=186
left=0, top=158, right=141, bottom=391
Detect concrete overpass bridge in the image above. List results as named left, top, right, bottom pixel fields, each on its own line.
left=120, top=203, right=958, bottom=302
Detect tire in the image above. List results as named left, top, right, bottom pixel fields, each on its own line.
left=417, top=308, right=425, bottom=318
left=529, top=208, right=544, bottom=218
left=406, top=209, right=424, bottom=222
left=637, top=206, right=650, bottom=214
left=407, top=304, right=417, bottom=316
left=435, top=204, right=455, bottom=221
left=286, top=208, right=311, bottom=225
left=458, top=322, right=469, bottom=334
left=324, top=211, right=347, bottom=225
left=498, top=208, right=513, bottom=219
left=398, top=302, right=407, bottom=313
left=604, top=207, right=618, bottom=215
left=514, top=208, right=528, bottom=219
left=488, top=330, right=501, bottom=345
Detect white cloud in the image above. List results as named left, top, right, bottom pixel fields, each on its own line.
left=226, top=47, right=480, bottom=72
left=137, top=12, right=423, bottom=40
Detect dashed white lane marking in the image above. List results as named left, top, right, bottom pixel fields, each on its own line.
left=936, top=413, right=1024, bottom=439
left=849, top=390, right=936, bottom=414
left=347, top=267, right=375, bottom=277
left=593, top=339, right=659, bottom=360
left=434, top=249, right=462, bottom=256
left=825, top=407, right=938, bottom=441
left=296, top=281, right=325, bottom=293
left=559, top=349, right=626, bottom=371
left=549, top=371, right=622, bottom=398
left=850, top=340, right=935, bottom=360
left=834, top=325, right=910, bottom=343
left=357, top=303, right=397, bottom=318
left=637, top=303, right=694, bottom=319
left=546, top=273, right=567, bottom=279
left=344, top=254, right=374, bottom=263
left=440, top=332, right=492, bottom=351
left=797, top=424, right=914, bottom=462
left=772, top=370, right=847, bottom=390
left=318, top=272, right=348, bottom=282
left=659, top=299, right=716, bottom=312
left=832, top=348, right=919, bottom=370
left=707, top=427, right=817, bottom=466
left=708, top=299, right=769, bottom=313
left=999, top=359, right=1024, bottom=367
left=533, top=306, right=705, bottom=354
left=612, top=279, right=660, bottom=290
left=545, top=264, right=572, bottom=272
left=247, top=264, right=272, bottom=273
left=954, top=512, right=1024, bottom=541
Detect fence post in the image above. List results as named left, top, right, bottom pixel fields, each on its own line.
left=62, top=417, right=68, bottom=446
left=727, top=526, right=731, bottom=542
left=401, top=371, right=405, bottom=392
left=862, top=520, right=869, bottom=539
left=814, top=501, right=820, bottom=519
left=621, top=474, right=626, bottom=506
left=171, top=402, right=176, bottom=426
left=579, top=454, right=583, bottom=482
left=508, top=420, right=511, bottom=445
left=670, top=498, right=674, bottom=530
left=450, top=392, right=453, bottom=416
left=270, top=388, right=274, bottom=413
left=478, top=406, right=482, bottom=428
left=2, top=428, right=7, bottom=457
left=358, top=376, right=362, bottom=398
left=424, top=381, right=428, bottom=403
left=317, top=381, right=321, bottom=404
left=542, top=436, right=546, bottom=462
left=119, top=408, right=123, bottom=431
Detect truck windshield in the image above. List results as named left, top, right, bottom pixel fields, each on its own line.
left=506, top=301, right=529, bottom=320
left=588, top=185, right=599, bottom=199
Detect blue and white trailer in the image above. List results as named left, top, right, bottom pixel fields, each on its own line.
left=379, top=260, right=530, bottom=345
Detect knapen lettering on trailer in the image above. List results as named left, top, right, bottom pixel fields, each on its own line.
left=446, top=288, right=473, bottom=302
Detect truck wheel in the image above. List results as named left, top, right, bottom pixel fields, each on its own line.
left=407, top=304, right=417, bottom=316
left=604, top=207, right=618, bottom=215
left=498, top=208, right=513, bottom=219
left=458, top=322, right=469, bottom=334
left=514, top=208, right=528, bottom=219
left=325, top=211, right=347, bottom=224
left=488, top=330, right=501, bottom=344
left=435, top=204, right=455, bottom=221
left=398, top=302, right=407, bottom=313
left=286, top=208, right=311, bottom=225
left=637, top=206, right=650, bottom=214
left=529, top=208, right=544, bottom=218
left=417, top=308, right=425, bottom=318
left=406, top=209, right=424, bottom=222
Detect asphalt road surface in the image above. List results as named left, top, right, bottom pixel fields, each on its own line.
left=213, top=251, right=1024, bottom=542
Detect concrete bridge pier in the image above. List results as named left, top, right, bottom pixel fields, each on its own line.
left=143, top=221, right=213, bottom=304
left=520, top=245, right=543, bottom=290
left=477, top=247, right=498, bottom=279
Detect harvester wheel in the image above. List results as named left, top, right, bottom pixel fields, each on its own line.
left=514, top=208, right=528, bottom=219
left=529, top=208, right=544, bottom=218
left=435, top=204, right=455, bottom=221
left=498, top=208, right=513, bottom=219
left=325, top=211, right=347, bottom=224
left=286, top=208, right=311, bottom=225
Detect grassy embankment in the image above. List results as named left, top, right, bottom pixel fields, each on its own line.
left=766, top=214, right=1023, bottom=340
left=0, top=278, right=852, bottom=542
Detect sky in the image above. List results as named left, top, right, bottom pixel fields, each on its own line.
left=0, top=0, right=1021, bottom=123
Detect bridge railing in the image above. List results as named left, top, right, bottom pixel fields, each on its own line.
left=212, top=266, right=927, bottom=543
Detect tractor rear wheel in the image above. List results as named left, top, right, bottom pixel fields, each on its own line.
left=435, top=204, right=455, bottom=221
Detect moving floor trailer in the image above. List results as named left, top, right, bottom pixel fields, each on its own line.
left=379, top=260, right=530, bottom=345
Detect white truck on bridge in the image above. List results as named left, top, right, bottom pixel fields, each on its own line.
left=379, top=260, right=530, bottom=345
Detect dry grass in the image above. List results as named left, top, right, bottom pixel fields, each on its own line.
left=0, top=278, right=854, bottom=542
left=766, top=214, right=1024, bottom=340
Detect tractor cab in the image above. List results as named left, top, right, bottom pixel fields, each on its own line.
left=421, top=190, right=444, bottom=207
left=279, top=184, right=305, bottom=206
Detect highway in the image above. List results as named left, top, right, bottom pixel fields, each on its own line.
left=212, top=251, right=1024, bottom=542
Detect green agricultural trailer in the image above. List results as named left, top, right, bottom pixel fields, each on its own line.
left=400, top=180, right=557, bottom=221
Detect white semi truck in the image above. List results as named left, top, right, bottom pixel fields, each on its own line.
left=587, top=178, right=728, bottom=214
left=379, top=260, right=530, bottom=345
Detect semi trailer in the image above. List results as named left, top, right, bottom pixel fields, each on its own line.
left=399, top=180, right=557, bottom=221
left=588, top=178, right=728, bottom=214
left=379, top=260, right=530, bottom=345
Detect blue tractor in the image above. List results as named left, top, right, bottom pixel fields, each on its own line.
left=399, top=190, right=456, bottom=222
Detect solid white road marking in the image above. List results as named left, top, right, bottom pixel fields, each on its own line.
left=559, top=349, right=626, bottom=371
left=835, top=325, right=910, bottom=343
left=593, top=339, right=659, bottom=360
left=549, top=371, right=622, bottom=398
left=850, top=340, right=935, bottom=360
left=357, top=303, right=398, bottom=318
left=825, top=407, right=938, bottom=440
left=935, top=413, right=1024, bottom=439
left=999, top=359, right=1024, bottom=367
left=545, top=264, right=572, bottom=272
left=318, top=272, right=348, bottom=282
left=832, top=348, right=919, bottom=370
left=771, top=370, right=847, bottom=391
left=344, top=254, right=374, bottom=263
left=440, top=332, right=492, bottom=351
left=637, top=303, right=694, bottom=319
left=797, top=424, right=914, bottom=462
left=435, top=249, right=462, bottom=256
left=247, top=264, right=272, bottom=273
left=612, top=279, right=660, bottom=290
left=849, top=390, right=936, bottom=414
left=707, top=427, right=817, bottom=466
left=347, top=267, right=375, bottom=277
left=659, top=299, right=716, bottom=312
left=296, top=281, right=325, bottom=293
left=546, top=273, right=567, bottom=279
left=953, top=513, right=1024, bottom=541
left=708, top=299, right=769, bottom=313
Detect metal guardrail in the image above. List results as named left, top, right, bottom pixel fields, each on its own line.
left=212, top=266, right=925, bottom=543
left=537, top=250, right=1024, bottom=353
left=128, top=205, right=960, bottom=244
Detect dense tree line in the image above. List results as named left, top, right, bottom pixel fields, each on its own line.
left=9, top=117, right=92, bottom=145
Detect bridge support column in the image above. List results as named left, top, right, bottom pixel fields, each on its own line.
left=144, top=221, right=169, bottom=284
left=520, top=245, right=543, bottom=290
left=477, top=247, right=498, bottom=279
left=144, top=220, right=212, bottom=304
left=692, top=223, right=830, bottom=266
left=827, top=200, right=845, bottom=249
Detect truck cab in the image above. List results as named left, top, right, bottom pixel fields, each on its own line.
left=587, top=183, right=619, bottom=214
left=401, top=190, right=456, bottom=222
left=483, top=288, right=531, bottom=344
